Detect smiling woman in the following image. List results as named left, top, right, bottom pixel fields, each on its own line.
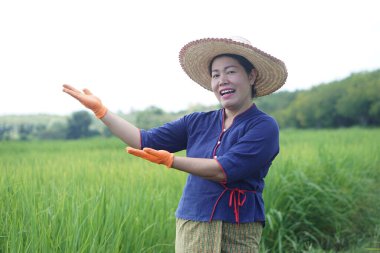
left=62, top=36, right=287, bottom=252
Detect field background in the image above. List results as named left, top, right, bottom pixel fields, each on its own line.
left=1, top=128, right=379, bottom=252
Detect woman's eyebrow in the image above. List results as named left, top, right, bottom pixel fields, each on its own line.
left=212, top=65, right=238, bottom=73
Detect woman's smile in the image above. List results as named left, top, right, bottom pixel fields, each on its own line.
left=219, top=88, right=236, bottom=98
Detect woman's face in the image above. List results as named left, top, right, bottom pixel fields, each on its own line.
left=210, top=56, right=255, bottom=113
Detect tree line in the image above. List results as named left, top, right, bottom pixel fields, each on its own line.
left=255, top=69, right=380, bottom=128
left=0, top=105, right=217, bottom=141
left=1, top=69, right=379, bottom=141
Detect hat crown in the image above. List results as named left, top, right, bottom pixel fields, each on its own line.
left=229, top=36, right=252, bottom=45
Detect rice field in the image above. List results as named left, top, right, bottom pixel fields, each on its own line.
left=1, top=128, right=379, bottom=252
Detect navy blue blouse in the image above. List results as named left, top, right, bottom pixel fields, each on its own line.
left=140, top=104, right=279, bottom=224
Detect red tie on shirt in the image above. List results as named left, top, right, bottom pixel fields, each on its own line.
left=210, top=184, right=256, bottom=224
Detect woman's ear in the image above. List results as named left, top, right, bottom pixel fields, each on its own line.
left=249, top=69, right=258, bottom=85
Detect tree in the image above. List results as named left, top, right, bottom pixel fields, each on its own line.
left=66, top=111, right=96, bottom=139
left=18, top=124, right=34, bottom=141
left=336, top=71, right=380, bottom=126
left=38, top=121, right=68, bottom=140
left=135, top=106, right=179, bottom=129
left=0, top=124, right=13, bottom=141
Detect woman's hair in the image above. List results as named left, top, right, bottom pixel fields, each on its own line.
left=208, top=53, right=257, bottom=98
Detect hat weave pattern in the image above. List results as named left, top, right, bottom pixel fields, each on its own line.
left=179, top=38, right=288, bottom=97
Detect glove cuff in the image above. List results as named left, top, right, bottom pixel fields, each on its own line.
left=95, top=106, right=108, bottom=119
left=165, top=153, right=174, bottom=168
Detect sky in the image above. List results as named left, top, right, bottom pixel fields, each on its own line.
left=0, top=0, right=379, bottom=116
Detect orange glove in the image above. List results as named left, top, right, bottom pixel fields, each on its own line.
left=126, top=147, right=174, bottom=168
left=62, top=84, right=108, bottom=119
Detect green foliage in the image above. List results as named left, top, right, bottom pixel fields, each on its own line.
left=135, top=106, right=178, bottom=129
left=1, top=129, right=379, bottom=252
left=257, top=69, right=380, bottom=128
left=66, top=110, right=98, bottom=139
left=0, top=138, right=184, bottom=252
left=261, top=128, right=380, bottom=252
left=134, top=104, right=219, bottom=129
left=255, top=91, right=296, bottom=113
left=335, top=71, right=380, bottom=125
left=0, top=114, right=68, bottom=141
left=38, top=120, right=68, bottom=140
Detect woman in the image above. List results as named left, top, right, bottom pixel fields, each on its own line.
left=63, top=36, right=287, bottom=252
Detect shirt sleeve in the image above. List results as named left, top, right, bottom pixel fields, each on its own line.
left=216, top=117, right=279, bottom=183
left=140, top=117, right=188, bottom=153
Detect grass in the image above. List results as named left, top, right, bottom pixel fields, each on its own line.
left=1, top=139, right=185, bottom=252
left=0, top=128, right=379, bottom=252
left=262, top=128, right=380, bottom=252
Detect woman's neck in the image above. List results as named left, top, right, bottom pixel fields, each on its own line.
left=224, top=102, right=253, bottom=120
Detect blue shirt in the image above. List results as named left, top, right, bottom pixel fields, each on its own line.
left=140, top=104, right=279, bottom=224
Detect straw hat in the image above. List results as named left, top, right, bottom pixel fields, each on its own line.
left=179, top=37, right=288, bottom=97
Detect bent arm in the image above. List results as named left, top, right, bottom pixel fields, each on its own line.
left=172, top=156, right=226, bottom=182
left=127, top=146, right=225, bottom=182
left=101, top=111, right=141, bottom=148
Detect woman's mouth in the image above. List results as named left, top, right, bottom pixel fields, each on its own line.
left=220, top=89, right=235, bottom=97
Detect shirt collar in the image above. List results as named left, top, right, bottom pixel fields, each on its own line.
left=221, top=103, right=258, bottom=123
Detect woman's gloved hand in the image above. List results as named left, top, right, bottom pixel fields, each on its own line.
left=126, top=147, right=174, bottom=168
left=62, top=84, right=108, bottom=119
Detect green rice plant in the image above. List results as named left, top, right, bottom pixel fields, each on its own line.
left=261, top=128, right=380, bottom=252
left=0, top=139, right=186, bottom=252
left=0, top=128, right=379, bottom=252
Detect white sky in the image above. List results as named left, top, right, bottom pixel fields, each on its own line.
left=0, top=0, right=379, bottom=115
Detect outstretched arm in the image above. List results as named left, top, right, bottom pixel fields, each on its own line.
left=62, top=84, right=141, bottom=148
left=101, top=111, right=141, bottom=148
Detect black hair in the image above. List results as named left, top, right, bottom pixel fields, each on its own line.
left=208, top=53, right=257, bottom=98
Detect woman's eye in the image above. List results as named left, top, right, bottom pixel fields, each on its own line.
left=212, top=74, right=220, bottom=79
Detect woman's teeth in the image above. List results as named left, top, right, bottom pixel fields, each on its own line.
left=220, top=89, right=235, bottom=96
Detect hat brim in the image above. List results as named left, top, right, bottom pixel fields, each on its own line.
left=179, top=38, right=288, bottom=97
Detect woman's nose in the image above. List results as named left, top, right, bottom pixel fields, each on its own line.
left=218, top=73, right=228, bottom=86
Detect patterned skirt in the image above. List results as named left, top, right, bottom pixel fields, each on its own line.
left=175, top=218, right=263, bottom=253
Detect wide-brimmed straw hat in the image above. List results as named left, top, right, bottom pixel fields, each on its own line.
left=179, top=37, right=288, bottom=97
